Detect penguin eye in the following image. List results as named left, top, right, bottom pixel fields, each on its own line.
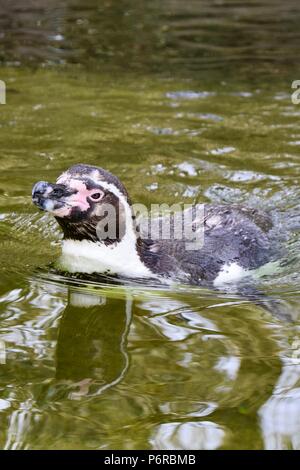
left=90, top=192, right=102, bottom=201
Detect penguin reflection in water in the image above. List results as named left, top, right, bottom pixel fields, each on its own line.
left=50, top=286, right=294, bottom=449
left=56, top=290, right=131, bottom=398
left=32, top=163, right=282, bottom=290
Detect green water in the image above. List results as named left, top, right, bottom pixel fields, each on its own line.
left=0, top=0, right=300, bottom=449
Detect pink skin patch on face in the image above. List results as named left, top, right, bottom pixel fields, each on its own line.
left=50, top=177, right=103, bottom=217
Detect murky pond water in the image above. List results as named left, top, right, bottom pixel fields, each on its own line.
left=0, top=0, right=300, bottom=449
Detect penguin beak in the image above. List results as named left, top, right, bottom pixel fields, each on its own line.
left=32, top=181, right=74, bottom=216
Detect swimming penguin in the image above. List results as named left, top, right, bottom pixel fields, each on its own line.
left=32, top=164, right=279, bottom=287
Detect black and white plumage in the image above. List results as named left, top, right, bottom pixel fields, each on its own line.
left=32, top=164, right=279, bottom=287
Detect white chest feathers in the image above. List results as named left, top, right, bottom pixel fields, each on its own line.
left=213, top=262, right=249, bottom=287
left=59, top=237, right=153, bottom=279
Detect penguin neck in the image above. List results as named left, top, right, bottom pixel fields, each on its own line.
left=58, top=212, right=154, bottom=279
